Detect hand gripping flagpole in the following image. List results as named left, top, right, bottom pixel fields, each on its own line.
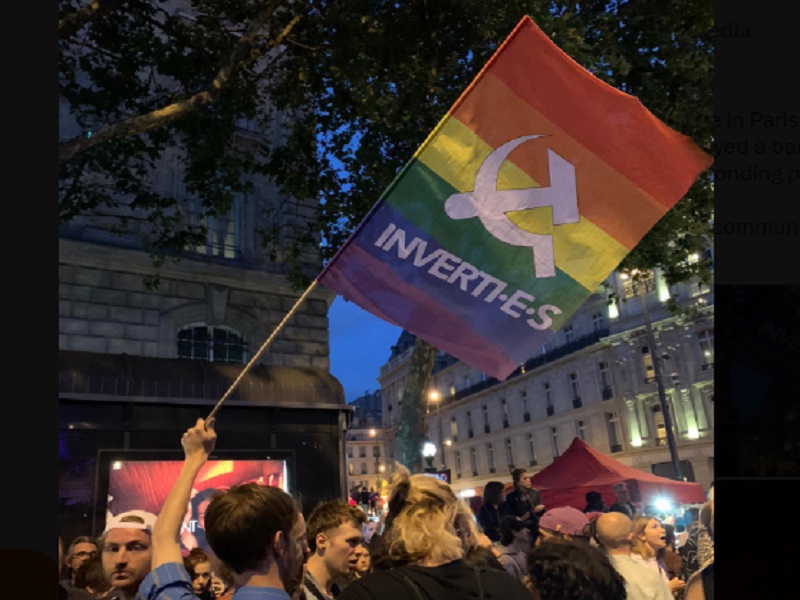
left=205, top=279, right=319, bottom=421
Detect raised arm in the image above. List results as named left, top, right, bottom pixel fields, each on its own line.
left=151, top=418, right=217, bottom=570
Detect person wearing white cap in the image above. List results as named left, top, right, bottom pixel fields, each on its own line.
left=100, top=508, right=159, bottom=600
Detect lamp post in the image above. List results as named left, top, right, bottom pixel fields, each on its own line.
left=422, top=440, right=437, bottom=472
left=428, top=389, right=444, bottom=467
left=621, top=270, right=683, bottom=481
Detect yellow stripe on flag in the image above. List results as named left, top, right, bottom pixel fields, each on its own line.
left=417, top=117, right=628, bottom=290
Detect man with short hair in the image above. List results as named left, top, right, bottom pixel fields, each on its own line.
left=302, top=499, right=367, bottom=600
left=101, top=510, right=158, bottom=600
left=609, top=483, right=638, bottom=518
left=61, top=536, right=99, bottom=589
left=139, top=418, right=310, bottom=600
left=595, top=512, right=672, bottom=600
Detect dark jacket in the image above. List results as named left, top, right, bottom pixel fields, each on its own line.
left=608, top=500, right=637, bottom=518
left=475, top=503, right=502, bottom=542
left=500, top=487, right=542, bottom=527
left=337, top=559, right=531, bottom=600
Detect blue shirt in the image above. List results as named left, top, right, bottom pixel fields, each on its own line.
left=137, top=564, right=290, bottom=600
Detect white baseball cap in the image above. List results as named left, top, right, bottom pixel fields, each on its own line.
left=103, top=510, right=158, bottom=534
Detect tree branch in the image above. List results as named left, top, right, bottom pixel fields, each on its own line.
left=58, top=0, right=127, bottom=40
left=59, top=4, right=302, bottom=166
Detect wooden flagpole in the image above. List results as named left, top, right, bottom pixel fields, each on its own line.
left=205, top=278, right=320, bottom=421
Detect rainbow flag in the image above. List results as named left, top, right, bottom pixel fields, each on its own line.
left=319, top=16, right=712, bottom=381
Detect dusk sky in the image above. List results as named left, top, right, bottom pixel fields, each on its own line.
left=328, top=295, right=402, bottom=404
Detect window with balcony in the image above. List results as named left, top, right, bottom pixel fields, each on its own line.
left=652, top=405, right=668, bottom=446
left=361, top=463, right=367, bottom=474
left=622, top=271, right=655, bottom=299
left=455, top=451, right=462, bottom=479
left=606, top=412, right=622, bottom=453
left=569, top=372, right=582, bottom=407
left=470, top=447, right=478, bottom=476
left=527, top=433, right=537, bottom=466
left=593, top=311, right=606, bottom=332
left=467, top=411, right=474, bottom=438
left=187, top=196, right=241, bottom=259
left=177, top=325, right=247, bottom=363
left=642, top=346, right=656, bottom=383
left=545, top=382, right=554, bottom=416
left=348, top=462, right=354, bottom=475
left=522, top=390, right=531, bottom=422
left=347, top=448, right=353, bottom=458
left=564, top=325, right=575, bottom=344
left=359, top=447, right=366, bottom=458
left=697, top=329, right=714, bottom=370
left=505, top=438, right=514, bottom=468
left=599, top=362, right=613, bottom=399
left=551, top=427, right=560, bottom=458
left=450, top=416, right=459, bottom=442
left=373, top=446, right=381, bottom=457
left=576, top=419, right=587, bottom=441
left=483, top=404, right=491, bottom=433
left=501, top=398, right=510, bottom=428
left=487, top=443, right=496, bottom=473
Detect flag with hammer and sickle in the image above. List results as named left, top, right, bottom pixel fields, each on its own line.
left=320, top=15, right=712, bottom=381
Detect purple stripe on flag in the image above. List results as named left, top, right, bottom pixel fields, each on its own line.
left=321, top=242, right=544, bottom=380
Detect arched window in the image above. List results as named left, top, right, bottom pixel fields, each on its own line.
left=177, top=324, right=247, bottom=363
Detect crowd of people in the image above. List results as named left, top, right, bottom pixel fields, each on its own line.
left=59, top=418, right=715, bottom=600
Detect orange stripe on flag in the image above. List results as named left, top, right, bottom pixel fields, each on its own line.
left=488, top=18, right=712, bottom=209
left=451, top=73, right=667, bottom=249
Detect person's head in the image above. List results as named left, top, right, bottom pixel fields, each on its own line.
left=65, top=535, right=99, bottom=578
left=482, top=481, right=506, bottom=507
left=612, top=483, right=629, bottom=503
left=306, top=498, right=367, bottom=579
left=584, top=491, right=603, bottom=507
left=499, top=515, right=531, bottom=547
left=352, top=543, right=371, bottom=578
left=511, top=468, right=531, bottom=489
left=184, top=548, right=213, bottom=595
left=100, top=510, right=157, bottom=598
left=630, top=516, right=666, bottom=560
left=363, top=519, right=379, bottom=543
left=380, top=464, right=480, bottom=566
left=537, top=507, right=591, bottom=544
left=75, top=555, right=114, bottom=599
left=526, top=538, right=626, bottom=600
left=594, top=512, right=633, bottom=552
left=204, top=483, right=308, bottom=596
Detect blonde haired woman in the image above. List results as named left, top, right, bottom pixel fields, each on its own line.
left=337, top=465, right=530, bottom=600
left=630, top=516, right=686, bottom=596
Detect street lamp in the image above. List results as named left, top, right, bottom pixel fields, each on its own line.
left=422, top=440, right=437, bottom=472
left=620, top=270, right=683, bottom=480
left=428, top=389, right=444, bottom=467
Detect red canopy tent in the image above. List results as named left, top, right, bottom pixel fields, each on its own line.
left=527, top=437, right=707, bottom=510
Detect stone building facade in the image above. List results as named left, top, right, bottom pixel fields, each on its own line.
left=58, top=4, right=346, bottom=540
left=345, top=391, right=387, bottom=500
left=378, top=268, right=714, bottom=504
